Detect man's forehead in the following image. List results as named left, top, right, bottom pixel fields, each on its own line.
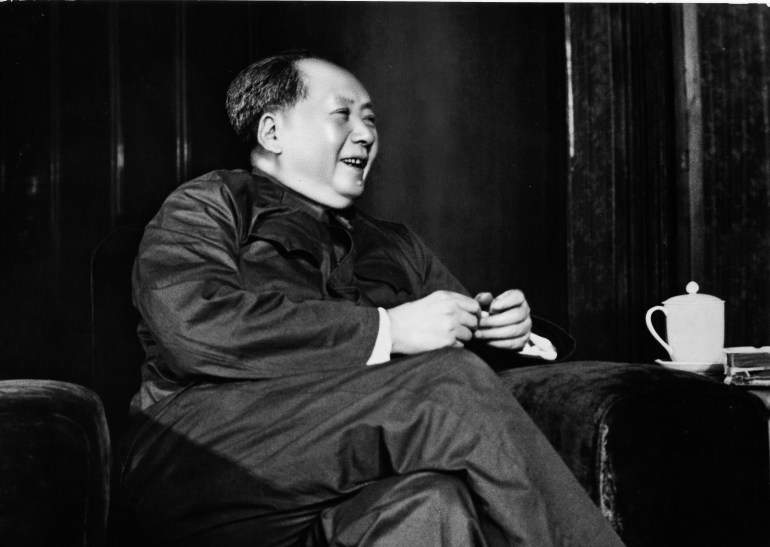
left=297, top=58, right=372, bottom=106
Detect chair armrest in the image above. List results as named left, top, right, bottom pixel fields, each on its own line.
left=0, top=380, right=111, bottom=546
left=499, top=362, right=770, bottom=546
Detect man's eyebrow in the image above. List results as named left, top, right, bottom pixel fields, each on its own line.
left=334, top=95, right=375, bottom=111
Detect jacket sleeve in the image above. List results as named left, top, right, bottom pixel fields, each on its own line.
left=132, top=179, right=380, bottom=381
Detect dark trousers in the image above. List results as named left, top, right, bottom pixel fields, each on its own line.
left=119, top=349, right=623, bottom=546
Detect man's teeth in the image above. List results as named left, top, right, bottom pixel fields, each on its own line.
left=342, top=158, right=365, bottom=168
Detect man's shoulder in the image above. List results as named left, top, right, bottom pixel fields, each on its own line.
left=176, top=169, right=254, bottom=196
left=162, top=169, right=259, bottom=215
left=148, top=169, right=258, bottom=233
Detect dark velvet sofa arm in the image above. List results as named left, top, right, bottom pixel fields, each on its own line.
left=499, top=361, right=770, bottom=547
left=0, top=380, right=111, bottom=547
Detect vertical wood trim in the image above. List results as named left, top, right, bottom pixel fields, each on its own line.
left=682, top=4, right=704, bottom=284
left=565, top=4, right=619, bottom=358
left=0, top=49, right=6, bottom=224
left=671, top=5, right=690, bottom=287
left=109, top=3, right=124, bottom=226
left=564, top=6, right=577, bottom=330
left=565, top=8, right=575, bottom=162
left=49, top=4, right=62, bottom=276
left=175, top=3, right=189, bottom=184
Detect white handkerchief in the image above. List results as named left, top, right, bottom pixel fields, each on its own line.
left=520, top=332, right=558, bottom=361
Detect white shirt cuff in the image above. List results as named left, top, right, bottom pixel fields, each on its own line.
left=366, top=308, right=392, bottom=365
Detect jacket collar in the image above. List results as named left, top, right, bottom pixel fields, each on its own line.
left=251, top=171, right=355, bottom=229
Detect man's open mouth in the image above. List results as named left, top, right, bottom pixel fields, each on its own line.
left=341, top=158, right=367, bottom=169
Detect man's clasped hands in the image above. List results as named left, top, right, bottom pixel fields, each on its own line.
left=387, top=289, right=535, bottom=355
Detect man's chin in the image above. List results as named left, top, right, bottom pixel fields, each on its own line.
left=335, top=181, right=366, bottom=202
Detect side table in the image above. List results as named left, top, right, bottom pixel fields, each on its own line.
left=695, top=368, right=770, bottom=486
left=746, top=389, right=770, bottom=480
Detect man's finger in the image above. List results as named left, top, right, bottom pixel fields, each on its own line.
left=489, top=289, right=527, bottom=313
left=452, top=294, right=482, bottom=315
left=474, top=320, right=532, bottom=341
left=478, top=307, right=530, bottom=328
left=455, top=325, right=474, bottom=343
left=485, top=333, right=531, bottom=350
left=475, top=292, right=494, bottom=311
left=457, top=310, right=480, bottom=330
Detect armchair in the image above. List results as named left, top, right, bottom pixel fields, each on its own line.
left=0, top=379, right=110, bottom=546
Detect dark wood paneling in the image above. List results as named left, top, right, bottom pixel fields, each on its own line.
left=57, top=4, right=113, bottom=383
left=697, top=5, right=770, bottom=347
left=671, top=5, right=705, bottom=288
left=116, top=3, right=179, bottom=226
left=567, top=4, right=679, bottom=361
left=184, top=3, right=253, bottom=177
left=0, top=4, right=62, bottom=381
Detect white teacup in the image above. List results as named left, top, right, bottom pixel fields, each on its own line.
left=645, top=282, right=724, bottom=364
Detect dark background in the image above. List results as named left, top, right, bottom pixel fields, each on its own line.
left=1, top=2, right=769, bottom=389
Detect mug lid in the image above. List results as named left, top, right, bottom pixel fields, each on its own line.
left=664, top=281, right=723, bottom=304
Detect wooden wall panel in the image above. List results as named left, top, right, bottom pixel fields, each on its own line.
left=697, top=5, right=770, bottom=347
left=56, top=4, right=113, bottom=383
left=184, top=3, right=253, bottom=178
left=566, top=4, right=679, bottom=361
left=116, top=3, right=179, bottom=226
left=0, top=4, right=60, bottom=380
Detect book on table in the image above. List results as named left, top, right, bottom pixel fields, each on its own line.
left=724, top=347, right=770, bottom=387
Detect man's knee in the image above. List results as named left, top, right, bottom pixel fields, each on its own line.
left=406, top=348, right=511, bottom=406
left=382, top=472, right=485, bottom=546
left=317, top=472, right=484, bottom=546
left=409, top=471, right=475, bottom=513
left=403, top=347, right=496, bottom=385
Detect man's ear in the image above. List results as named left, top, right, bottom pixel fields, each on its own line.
left=256, top=112, right=282, bottom=154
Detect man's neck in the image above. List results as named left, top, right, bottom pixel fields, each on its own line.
left=250, top=153, right=354, bottom=211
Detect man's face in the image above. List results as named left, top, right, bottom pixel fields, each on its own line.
left=275, top=59, right=378, bottom=209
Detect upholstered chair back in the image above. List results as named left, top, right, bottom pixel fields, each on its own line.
left=90, top=225, right=144, bottom=444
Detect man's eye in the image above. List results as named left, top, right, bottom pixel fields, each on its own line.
left=333, top=109, right=351, bottom=119
left=364, top=115, right=377, bottom=126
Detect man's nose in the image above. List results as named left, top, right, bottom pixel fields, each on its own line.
left=351, top=119, right=376, bottom=147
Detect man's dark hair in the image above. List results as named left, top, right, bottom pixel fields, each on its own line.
left=226, top=50, right=316, bottom=148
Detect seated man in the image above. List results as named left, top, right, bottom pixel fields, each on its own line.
left=119, top=52, right=622, bottom=546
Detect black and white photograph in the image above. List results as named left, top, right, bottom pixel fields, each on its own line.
left=1, top=2, right=769, bottom=546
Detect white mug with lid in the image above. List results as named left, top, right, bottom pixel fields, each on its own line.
left=645, top=281, right=725, bottom=364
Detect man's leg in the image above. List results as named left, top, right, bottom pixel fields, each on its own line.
left=119, top=348, right=622, bottom=546
left=304, top=471, right=487, bottom=547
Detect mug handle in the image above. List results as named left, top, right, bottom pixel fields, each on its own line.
left=645, top=305, right=672, bottom=358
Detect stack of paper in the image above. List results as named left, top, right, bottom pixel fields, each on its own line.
left=723, top=347, right=770, bottom=386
